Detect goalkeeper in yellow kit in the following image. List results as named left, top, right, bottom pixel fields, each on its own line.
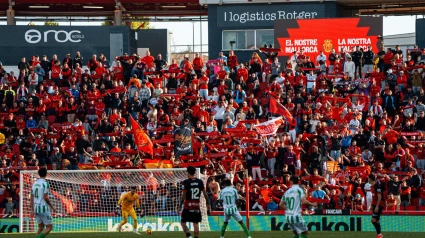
left=117, top=187, right=141, bottom=234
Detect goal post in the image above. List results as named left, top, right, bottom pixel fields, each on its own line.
left=19, top=168, right=210, bottom=233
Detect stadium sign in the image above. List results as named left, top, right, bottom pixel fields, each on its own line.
left=271, top=217, right=361, bottom=231
left=25, top=29, right=84, bottom=44
left=216, top=4, right=325, bottom=27
left=108, top=218, right=184, bottom=232
left=223, top=10, right=318, bottom=24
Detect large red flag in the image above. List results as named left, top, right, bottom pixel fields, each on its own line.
left=130, top=116, right=153, bottom=155
left=269, top=97, right=296, bottom=126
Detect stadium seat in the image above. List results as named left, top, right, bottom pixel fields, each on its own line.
left=404, top=205, right=417, bottom=211
left=411, top=198, right=419, bottom=206
left=261, top=168, right=268, bottom=178
left=47, top=115, right=56, bottom=124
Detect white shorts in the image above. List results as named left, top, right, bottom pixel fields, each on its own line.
left=287, top=215, right=308, bottom=234
left=223, top=210, right=242, bottom=223
left=35, top=212, right=52, bottom=225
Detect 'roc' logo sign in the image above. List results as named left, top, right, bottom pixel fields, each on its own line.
left=25, top=29, right=84, bottom=44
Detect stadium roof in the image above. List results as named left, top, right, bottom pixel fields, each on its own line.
left=0, top=0, right=424, bottom=19
left=0, top=0, right=207, bottom=17
left=338, top=0, right=425, bottom=15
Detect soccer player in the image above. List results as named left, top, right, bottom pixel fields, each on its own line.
left=30, top=167, right=56, bottom=238
left=279, top=176, right=317, bottom=238
left=177, top=166, right=211, bottom=238
left=369, top=174, right=384, bottom=238
left=117, top=187, right=141, bottom=234
left=219, top=179, right=251, bottom=238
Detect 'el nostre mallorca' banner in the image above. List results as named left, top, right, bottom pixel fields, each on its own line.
left=274, top=17, right=383, bottom=59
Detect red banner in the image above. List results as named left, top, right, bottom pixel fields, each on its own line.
left=179, top=160, right=209, bottom=168
left=269, top=97, right=296, bottom=126
left=130, top=116, right=153, bottom=155
left=254, top=117, right=284, bottom=136
left=276, top=18, right=381, bottom=60
left=51, top=122, right=73, bottom=131
left=225, top=128, right=246, bottom=134
left=400, top=131, right=423, bottom=137
left=228, top=131, right=257, bottom=138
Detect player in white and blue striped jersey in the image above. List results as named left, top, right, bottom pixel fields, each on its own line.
left=30, top=167, right=56, bottom=238
left=219, top=179, right=251, bottom=238
left=279, top=176, right=317, bottom=238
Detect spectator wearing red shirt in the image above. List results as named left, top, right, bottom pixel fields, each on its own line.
left=396, top=71, right=407, bottom=91
left=386, top=194, right=396, bottom=211
left=142, top=51, right=155, bottom=69
left=383, top=48, right=394, bottom=72
left=192, top=53, right=204, bottom=76
left=217, top=80, right=228, bottom=97
left=199, top=72, right=209, bottom=100
left=227, top=50, right=239, bottom=71
left=182, top=58, right=193, bottom=75
left=87, top=54, right=99, bottom=72
left=237, top=64, right=249, bottom=83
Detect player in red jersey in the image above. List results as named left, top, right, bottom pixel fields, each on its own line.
left=369, top=174, right=384, bottom=238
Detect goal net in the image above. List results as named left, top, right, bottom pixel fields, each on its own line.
left=20, top=168, right=210, bottom=233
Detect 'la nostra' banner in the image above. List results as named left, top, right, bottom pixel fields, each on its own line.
left=274, top=17, right=383, bottom=59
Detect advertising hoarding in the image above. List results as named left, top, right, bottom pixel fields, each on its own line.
left=4, top=215, right=425, bottom=233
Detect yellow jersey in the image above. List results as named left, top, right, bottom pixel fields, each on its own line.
left=118, top=192, right=140, bottom=211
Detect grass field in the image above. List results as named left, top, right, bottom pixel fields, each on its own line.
left=6, top=231, right=425, bottom=238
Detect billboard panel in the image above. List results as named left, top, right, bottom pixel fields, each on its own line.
left=274, top=17, right=383, bottom=59
left=0, top=26, right=133, bottom=65
left=216, top=3, right=326, bottom=28
left=4, top=215, right=425, bottom=233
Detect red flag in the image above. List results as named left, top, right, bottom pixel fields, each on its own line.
left=269, top=97, right=296, bottom=126
left=130, top=116, right=153, bottom=155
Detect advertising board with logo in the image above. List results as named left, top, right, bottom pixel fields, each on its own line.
left=4, top=215, right=425, bottom=233
left=0, top=26, right=127, bottom=65
left=24, top=29, right=85, bottom=44
left=274, top=17, right=383, bottom=59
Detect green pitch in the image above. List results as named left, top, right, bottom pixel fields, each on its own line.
left=6, top=232, right=425, bottom=238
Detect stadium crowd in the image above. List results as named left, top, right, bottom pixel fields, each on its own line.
left=1, top=44, right=425, bottom=216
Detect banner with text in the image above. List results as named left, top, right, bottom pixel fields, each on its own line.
left=216, top=3, right=325, bottom=27
left=274, top=17, right=383, bottom=60
left=6, top=215, right=425, bottom=233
